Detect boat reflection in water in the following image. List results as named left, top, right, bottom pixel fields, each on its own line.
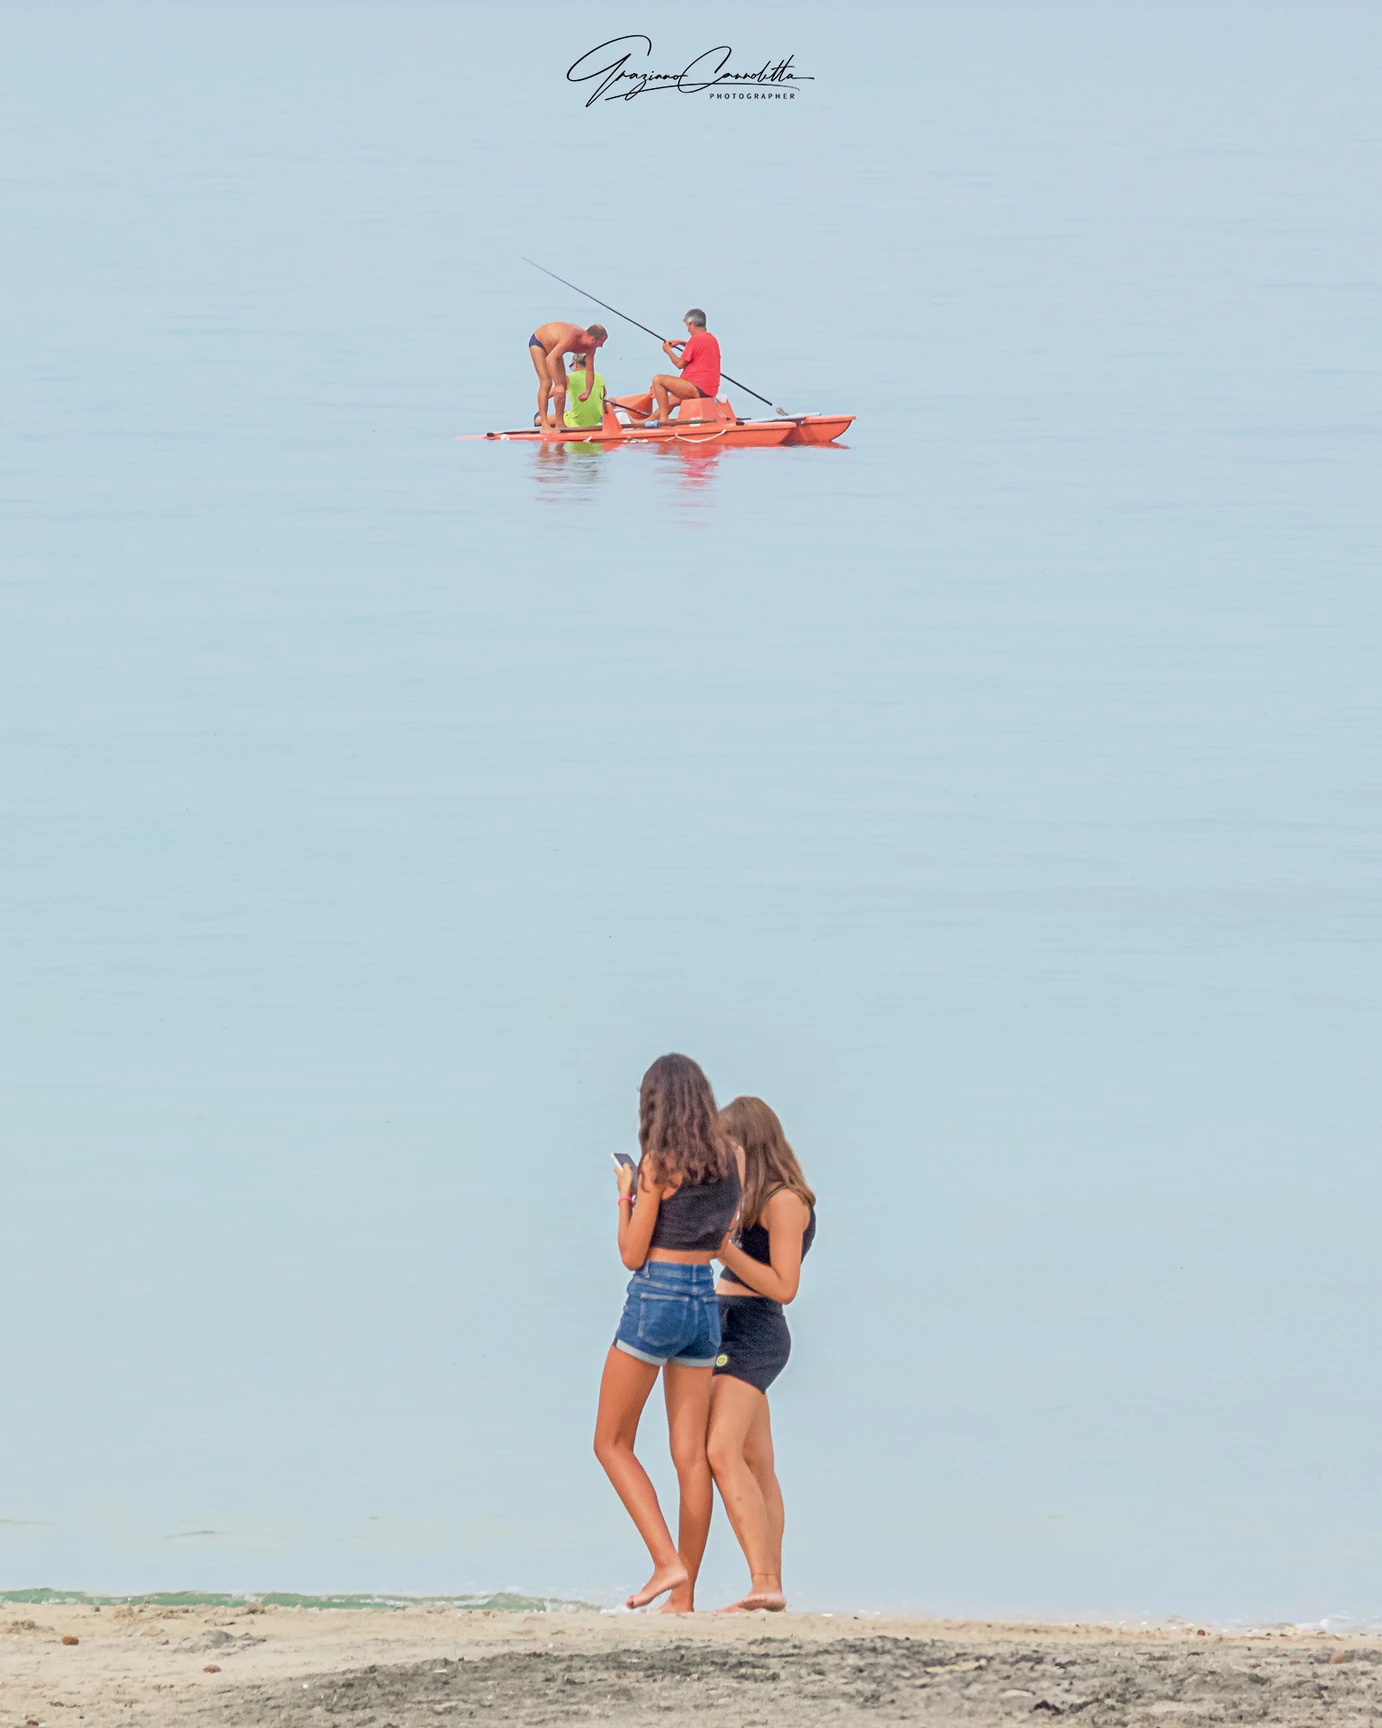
left=528, top=435, right=729, bottom=508
left=528, top=438, right=722, bottom=504
left=530, top=438, right=608, bottom=495
left=528, top=429, right=850, bottom=509
left=652, top=438, right=723, bottom=505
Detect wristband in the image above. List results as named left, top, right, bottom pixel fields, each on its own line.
left=617, top=1195, right=634, bottom=1205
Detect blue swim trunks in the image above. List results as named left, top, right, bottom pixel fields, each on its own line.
left=614, top=1262, right=720, bottom=1368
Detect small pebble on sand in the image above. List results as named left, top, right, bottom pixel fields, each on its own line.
left=204, top=1663, right=221, bottom=1673
left=61, top=1635, right=79, bottom=1646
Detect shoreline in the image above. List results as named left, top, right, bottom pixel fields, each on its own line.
left=5, top=1587, right=1373, bottom=1638
left=5, top=1602, right=1380, bottom=1727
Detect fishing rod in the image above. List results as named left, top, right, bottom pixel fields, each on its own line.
left=521, top=257, right=788, bottom=416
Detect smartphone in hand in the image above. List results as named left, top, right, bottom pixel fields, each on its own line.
left=611, top=1151, right=637, bottom=1197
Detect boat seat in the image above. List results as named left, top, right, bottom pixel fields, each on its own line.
left=673, top=395, right=734, bottom=425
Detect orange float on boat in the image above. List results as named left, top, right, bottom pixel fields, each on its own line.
left=460, top=396, right=853, bottom=447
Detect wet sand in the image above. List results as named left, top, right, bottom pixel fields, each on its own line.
left=4, top=1603, right=1379, bottom=1727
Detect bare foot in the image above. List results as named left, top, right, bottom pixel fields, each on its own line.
left=717, top=1588, right=786, bottom=1613
left=656, top=1586, right=695, bottom=1614
left=625, top=1562, right=689, bottom=1610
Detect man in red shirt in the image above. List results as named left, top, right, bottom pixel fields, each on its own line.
left=613, top=310, right=721, bottom=426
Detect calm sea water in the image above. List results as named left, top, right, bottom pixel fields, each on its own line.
left=3, top=2, right=1380, bottom=1625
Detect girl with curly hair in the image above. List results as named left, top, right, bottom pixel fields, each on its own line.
left=594, top=1054, right=744, bottom=1611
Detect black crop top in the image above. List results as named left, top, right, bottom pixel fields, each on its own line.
left=648, top=1166, right=742, bottom=1252
left=725, top=1190, right=816, bottom=1288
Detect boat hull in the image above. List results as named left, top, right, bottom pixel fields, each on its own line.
left=478, top=421, right=793, bottom=447
left=462, top=397, right=853, bottom=447
left=783, top=415, right=855, bottom=445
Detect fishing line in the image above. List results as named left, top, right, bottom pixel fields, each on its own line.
left=521, top=257, right=788, bottom=415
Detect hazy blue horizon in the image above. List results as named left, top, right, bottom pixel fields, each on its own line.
left=3, top=2, right=1380, bottom=1625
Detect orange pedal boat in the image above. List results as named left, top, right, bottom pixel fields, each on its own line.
left=462, top=396, right=853, bottom=447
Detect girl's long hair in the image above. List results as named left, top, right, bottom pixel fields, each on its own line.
left=718, top=1096, right=814, bottom=1229
left=638, top=1053, right=733, bottom=1188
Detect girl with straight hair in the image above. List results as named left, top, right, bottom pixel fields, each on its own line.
left=594, top=1054, right=744, bottom=1611
left=708, top=1095, right=817, bottom=1612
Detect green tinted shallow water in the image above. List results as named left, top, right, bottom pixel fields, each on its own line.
left=0, top=1589, right=588, bottom=1612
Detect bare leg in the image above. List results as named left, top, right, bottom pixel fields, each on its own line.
left=546, top=355, right=568, bottom=430
left=743, top=1396, right=784, bottom=1584
left=652, top=374, right=701, bottom=423
left=652, top=374, right=677, bottom=422
left=657, top=1362, right=714, bottom=1613
left=593, top=1348, right=688, bottom=1609
left=706, top=1376, right=785, bottom=1610
left=529, top=343, right=555, bottom=429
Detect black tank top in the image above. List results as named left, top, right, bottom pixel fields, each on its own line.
left=734, top=1191, right=816, bottom=1272
left=648, top=1165, right=742, bottom=1252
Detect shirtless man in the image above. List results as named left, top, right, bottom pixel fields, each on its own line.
left=528, top=321, right=608, bottom=431
left=611, top=310, right=721, bottom=426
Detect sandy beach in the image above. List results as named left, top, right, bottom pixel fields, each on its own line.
left=3, top=1603, right=1379, bottom=1727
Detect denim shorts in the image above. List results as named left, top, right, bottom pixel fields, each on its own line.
left=614, top=1262, right=721, bottom=1368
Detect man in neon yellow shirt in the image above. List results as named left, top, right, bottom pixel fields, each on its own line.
left=564, top=360, right=606, bottom=429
